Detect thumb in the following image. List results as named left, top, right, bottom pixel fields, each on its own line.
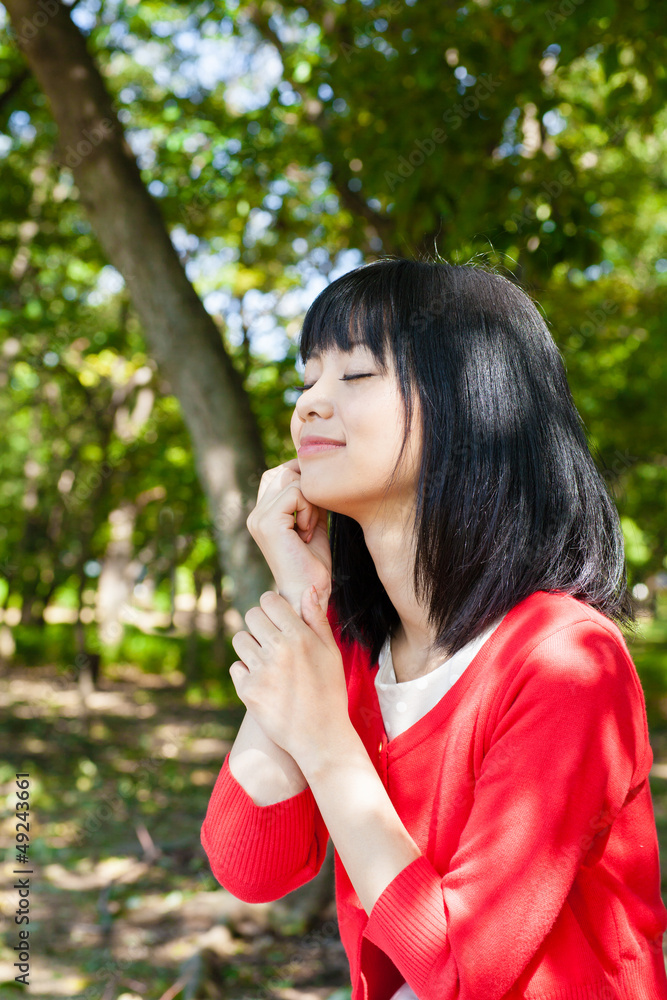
left=301, top=584, right=331, bottom=637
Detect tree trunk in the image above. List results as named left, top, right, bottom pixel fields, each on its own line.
left=95, top=500, right=138, bottom=647
left=5, top=0, right=273, bottom=614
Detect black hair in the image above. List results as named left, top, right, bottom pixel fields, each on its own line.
left=297, top=255, right=636, bottom=666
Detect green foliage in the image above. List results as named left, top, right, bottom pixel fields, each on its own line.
left=1, top=10, right=666, bottom=987
left=11, top=622, right=78, bottom=666
left=0, top=0, right=666, bottom=675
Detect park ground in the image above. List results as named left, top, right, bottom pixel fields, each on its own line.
left=2, top=613, right=667, bottom=999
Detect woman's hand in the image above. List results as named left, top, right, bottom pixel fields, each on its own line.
left=246, top=458, right=332, bottom=615
left=229, top=585, right=352, bottom=769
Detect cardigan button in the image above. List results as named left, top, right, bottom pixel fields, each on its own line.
left=377, top=741, right=382, bottom=754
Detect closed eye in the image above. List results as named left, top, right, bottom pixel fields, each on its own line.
left=294, top=374, right=374, bottom=393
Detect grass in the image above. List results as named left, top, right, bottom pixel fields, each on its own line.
left=1, top=611, right=667, bottom=997
left=0, top=657, right=350, bottom=999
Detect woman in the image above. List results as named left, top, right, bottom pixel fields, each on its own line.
left=200, top=257, right=667, bottom=1000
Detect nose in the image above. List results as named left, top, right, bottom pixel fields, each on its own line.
left=294, top=381, right=335, bottom=421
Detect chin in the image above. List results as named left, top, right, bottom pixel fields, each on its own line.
left=299, top=478, right=333, bottom=503
left=299, top=480, right=347, bottom=514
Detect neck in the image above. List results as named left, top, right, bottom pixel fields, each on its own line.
left=355, top=502, right=441, bottom=673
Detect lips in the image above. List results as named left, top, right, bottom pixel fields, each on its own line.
left=300, top=436, right=346, bottom=447
left=298, top=435, right=346, bottom=456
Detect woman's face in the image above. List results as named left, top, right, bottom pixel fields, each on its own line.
left=289, top=341, right=422, bottom=522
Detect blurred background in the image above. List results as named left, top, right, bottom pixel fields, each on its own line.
left=0, top=0, right=666, bottom=996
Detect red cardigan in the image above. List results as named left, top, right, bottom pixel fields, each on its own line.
left=200, top=590, right=667, bottom=999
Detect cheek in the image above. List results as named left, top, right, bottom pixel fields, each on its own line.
left=289, top=410, right=300, bottom=443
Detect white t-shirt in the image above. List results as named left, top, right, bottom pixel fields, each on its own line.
left=374, top=612, right=508, bottom=1000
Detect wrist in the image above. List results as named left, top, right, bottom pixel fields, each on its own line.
left=297, top=722, right=367, bottom=785
left=276, top=585, right=309, bottom=617
left=276, top=581, right=331, bottom=618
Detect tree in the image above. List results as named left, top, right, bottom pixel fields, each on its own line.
left=1, top=0, right=666, bottom=620
left=3, top=0, right=273, bottom=614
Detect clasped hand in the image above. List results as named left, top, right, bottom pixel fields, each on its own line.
left=229, top=585, right=350, bottom=770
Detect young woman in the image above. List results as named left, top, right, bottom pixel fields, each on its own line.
left=200, top=257, right=667, bottom=1000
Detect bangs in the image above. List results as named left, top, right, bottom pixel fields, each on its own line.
left=298, top=264, right=395, bottom=374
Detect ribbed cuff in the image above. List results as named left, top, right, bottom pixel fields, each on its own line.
left=200, top=752, right=320, bottom=901
left=363, top=853, right=450, bottom=994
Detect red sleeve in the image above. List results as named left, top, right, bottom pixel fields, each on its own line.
left=200, top=752, right=330, bottom=903
left=362, top=620, right=652, bottom=999
left=200, top=600, right=343, bottom=903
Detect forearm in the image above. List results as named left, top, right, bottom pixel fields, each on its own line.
left=300, top=724, right=422, bottom=916
left=228, top=709, right=308, bottom=806
left=203, top=713, right=328, bottom=902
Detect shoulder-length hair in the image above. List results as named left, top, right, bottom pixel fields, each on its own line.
left=297, top=255, right=636, bottom=666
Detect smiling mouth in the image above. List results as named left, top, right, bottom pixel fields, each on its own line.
left=298, top=442, right=346, bottom=455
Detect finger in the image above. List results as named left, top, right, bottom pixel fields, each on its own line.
left=313, top=504, right=328, bottom=533
left=270, top=482, right=313, bottom=534
left=231, top=630, right=264, bottom=666
left=243, top=604, right=281, bottom=645
left=258, top=590, right=303, bottom=635
left=288, top=486, right=312, bottom=534
left=229, top=659, right=249, bottom=678
left=302, top=584, right=333, bottom=632
left=300, top=504, right=327, bottom=543
left=229, top=660, right=249, bottom=696
left=256, top=461, right=301, bottom=503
